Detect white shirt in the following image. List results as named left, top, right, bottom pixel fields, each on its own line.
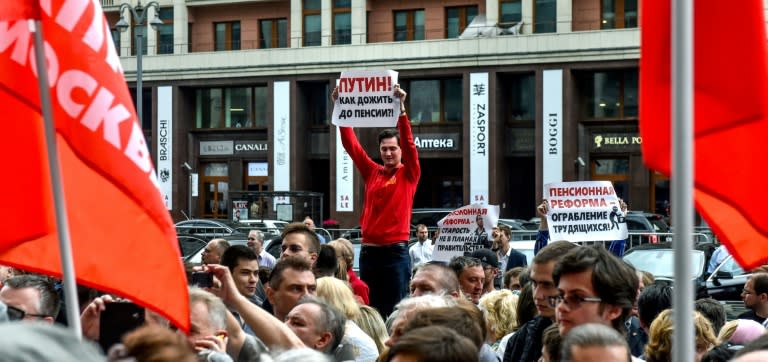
left=409, top=239, right=433, bottom=269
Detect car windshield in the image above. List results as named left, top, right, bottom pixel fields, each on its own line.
left=716, top=256, right=745, bottom=276
left=648, top=218, right=670, bottom=232
left=623, top=249, right=705, bottom=279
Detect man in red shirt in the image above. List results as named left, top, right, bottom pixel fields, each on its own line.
left=334, top=84, right=420, bottom=318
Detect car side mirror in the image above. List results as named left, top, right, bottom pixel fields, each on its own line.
left=715, top=270, right=734, bottom=279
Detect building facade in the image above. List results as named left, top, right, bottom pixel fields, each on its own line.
left=104, top=0, right=661, bottom=226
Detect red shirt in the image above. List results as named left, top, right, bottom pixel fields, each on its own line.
left=340, top=114, right=420, bottom=244
left=348, top=268, right=370, bottom=305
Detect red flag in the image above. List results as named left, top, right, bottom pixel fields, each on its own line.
left=640, top=0, right=768, bottom=269
left=0, top=0, right=189, bottom=331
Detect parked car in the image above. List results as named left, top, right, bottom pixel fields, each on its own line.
left=498, top=218, right=539, bottom=231
left=622, top=242, right=741, bottom=301
left=175, top=219, right=247, bottom=239
left=177, top=233, right=208, bottom=259
left=183, top=234, right=249, bottom=265
left=411, top=208, right=453, bottom=228
left=236, top=219, right=289, bottom=237
left=625, top=211, right=671, bottom=245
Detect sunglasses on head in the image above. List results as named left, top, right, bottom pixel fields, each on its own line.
left=6, top=305, right=48, bottom=321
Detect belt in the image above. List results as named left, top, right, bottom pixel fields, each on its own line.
left=362, top=241, right=408, bottom=248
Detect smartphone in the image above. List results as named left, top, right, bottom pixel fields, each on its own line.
left=190, top=271, right=213, bottom=288
left=99, top=302, right=145, bottom=353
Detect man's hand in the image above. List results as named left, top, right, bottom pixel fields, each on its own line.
left=205, top=264, right=240, bottom=306
left=537, top=200, right=549, bottom=230
left=80, top=294, right=115, bottom=342
left=619, top=198, right=628, bottom=213
left=331, top=86, right=339, bottom=102
left=394, top=84, right=407, bottom=112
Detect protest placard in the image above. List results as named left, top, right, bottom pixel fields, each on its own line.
left=332, top=70, right=400, bottom=127
left=432, top=204, right=500, bottom=262
left=544, top=181, right=628, bottom=242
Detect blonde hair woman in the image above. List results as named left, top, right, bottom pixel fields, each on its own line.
left=478, top=289, right=519, bottom=350
left=357, top=304, right=388, bottom=354
left=316, top=277, right=378, bottom=362
left=328, top=239, right=369, bottom=305
left=645, top=309, right=717, bottom=362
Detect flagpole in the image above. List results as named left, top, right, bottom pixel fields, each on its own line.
left=671, top=0, right=694, bottom=361
left=30, top=19, right=82, bottom=339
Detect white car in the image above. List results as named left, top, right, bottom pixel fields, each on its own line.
left=238, top=219, right=289, bottom=237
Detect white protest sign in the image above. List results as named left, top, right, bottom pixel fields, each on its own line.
left=544, top=181, right=628, bottom=242
left=332, top=70, right=400, bottom=127
left=432, top=204, right=500, bottom=263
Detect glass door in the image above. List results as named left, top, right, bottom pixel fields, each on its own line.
left=200, top=163, right=229, bottom=219
left=590, top=158, right=629, bottom=201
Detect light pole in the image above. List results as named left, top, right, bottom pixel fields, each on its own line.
left=115, top=1, right=163, bottom=124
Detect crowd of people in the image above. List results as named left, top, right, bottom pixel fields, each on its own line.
left=3, top=85, right=768, bottom=362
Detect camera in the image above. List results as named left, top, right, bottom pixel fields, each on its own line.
left=190, top=271, right=213, bottom=288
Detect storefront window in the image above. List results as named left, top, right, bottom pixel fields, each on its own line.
left=579, top=69, right=638, bottom=119
left=507, top=73, right=535, bottom=121
left=404, top=78, right=462, bottom=123
left=195, top=86, right=268, bottom=129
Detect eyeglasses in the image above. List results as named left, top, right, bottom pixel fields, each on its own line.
left=6, top=305, right=49, bottom=321
left=548, top=294, right=602, bottom=309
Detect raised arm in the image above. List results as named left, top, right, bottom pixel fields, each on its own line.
left=395, top=85, right=420, bottom=181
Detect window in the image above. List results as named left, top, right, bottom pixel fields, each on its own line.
left=505, top=74, right=535, bottom=121
left=601, top=0, right=638, bottom=29
left=259, top=18, right=288, bottom=48
left=303, top=0, right=321, bottom=46
left=401, top=78, right=463, bottom=123
left=578, top=69, right=638, bottom=119
left=534, top=0, right=556, bottom=33
left=499, top=0, right=522, bottom=24
left=110, top=28, right=121, bottom=55
left=394, top=9, right=424, bottom=41
left=333, top=0, right=351, bottom=44
left=215, top=21, right=240, bottom=51
left=445, top=6, right=478, bottom=38
left=591, top=158, right=629, bottom=200
left=299, top=82, right=329, bottom=126
left=156, top=8, right=174, bottom=54
left=195, top=86, right=268, bottom=128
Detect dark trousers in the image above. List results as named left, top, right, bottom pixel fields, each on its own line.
left=359, top=243, right=410, bottom=319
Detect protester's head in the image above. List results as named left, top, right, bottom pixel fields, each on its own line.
left=113, top=325, right=196, bottom=362
left=415, top=224, right=429, bottom=242
left=386, top=326, right=478, bottom=362
left=541, top=324, right=562, bottom=362
left=495, top=224, right=512, bottom=249
left=313, top=245, right=338, bottom=278
left=448, top=256, right=485, bottom=304
left=247, top=230, right=266, bottom=255
left=401, top=304, right=484, bottom=350
left=733, top=334, right=768, bottom=360
left=378, top=128, right=401, bottom=169
left=410, top=262, right=460, bottom=298
left=695, top=297, right=727, bottom=334
left=187, top=288, right=228, bottom=346
left=531, top=240, right=579, bottom=318
left=560, top=323, right=631, bottom=362
left=201, top=238, right=229, bottom=265
left=742, top=273, right=768, bottom=311
left=504, top=267, right=525, bottom=291
left=281, top=222, right=320, bottom=263
left=553, top=245, right=638, bottom=336
left=478, top=289, right=519, bottom=341
left=357, top=304, right=388, bottom=354
left=285, top=296, right=346, bottom=354
left=718, top=319, right=766, bottom=346
left=316, top=276, right=360, bottom=321
left=638, top=281, right=673, bottom=330
left=0, top=275, right=60, bottom=323
left=220, top=245, right=260, bottom=298
left=328, top=239, right=353, bottom=281
left=472, top=248, right=499, bottom=289
left=303, top=216, right=318, bottom=231
left=267, top=256, right=317, bottom=320
left=516, top=282, right=537, bottom=329
left=385, top=294, right=456, bottom=347
left=645, top=309, right=717, bottom=362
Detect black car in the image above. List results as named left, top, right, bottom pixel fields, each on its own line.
left=624, top=211, right=671, bottom=247
left=177, top=233, right=209, bottom=259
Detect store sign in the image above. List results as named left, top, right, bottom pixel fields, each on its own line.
left=414, top=133, right=460, bottom=151
left=469, top=72, right=489, bottom=205
left=273, top=81, right=291, bottom=210
left=248, top=162, right=268, bottom=176
left=336, top=128, right=353, bottom=212
left=542, top=69, right=563, bottom=187
left=592, top=133, right=643, bottom=151
left=200, top=140, right=233, bottom=155
left=157, top=86, right=173, bottom=210
left=234, top=140, right=268, bottom=155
